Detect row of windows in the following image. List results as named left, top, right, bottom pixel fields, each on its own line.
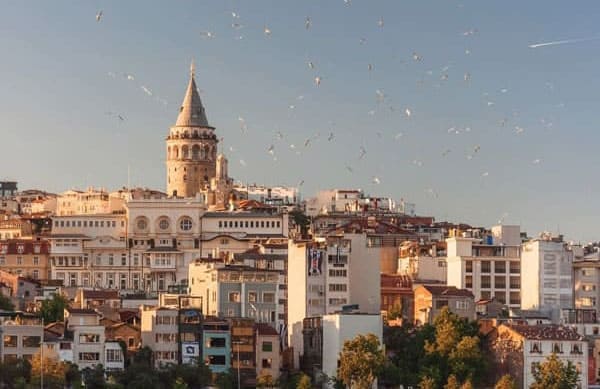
left=155, top=316, right=177, bottom=325
left=329, top=298, right=347, bottom=305
left=3, top=336, right=41, bottom=348
left=328, top=283, right=347, bottom=292
left=155, top=333, right=177, bottom=343
left=328, top=269, right=347, bottom=277
left=218, top=220, right=281, bottom=229
left=155, top=351, right=178, bottom=361
left=228, top=292, right=275, bottom=303
left=465, top=275, right=520, bottom=289
left=465, top=260, right=520, bottom=274
left=0, top=256, right=40, bottom=265
left=530, top=341, right=583, bottom=355
left=54, top=220, right=121, bottom=228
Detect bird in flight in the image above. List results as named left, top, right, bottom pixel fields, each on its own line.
left=96, top=10, right=103, bottom=22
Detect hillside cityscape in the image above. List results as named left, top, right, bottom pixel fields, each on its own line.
left=2, top=2, right=599, bottom=389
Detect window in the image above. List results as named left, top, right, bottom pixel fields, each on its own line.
left=494, top=261, right=506, bottom=273
left=159, top=218, right=170, bottom=230
left=121, top=255, right=127, bottom=266
left=552, top=342, right=563, bottom=354
left=435, top=300, right=448, bottom=309
left=329, top=298, right=348, bottom=305
left=530, top=342, right=542, bottom=353
left=465, top=261, right=473, bottom=273
left=33, top=256, right=39, bottom=265
left=16, top=256, right=23, bottom=265
left=262, top=358, right=272, bottom=368
left=209, top=355, right=226, bottom=365
left=3, top=336, right=17, bottom=347
left=263, top=292, right=275, bottom=303
left=481, top=261, right=491, bottom=273
left=106, top=349, right=122, bottom=362
left=456, top=300, right=469, bottom=310
left=79, top=352, right=100, bottom=361
left=509, top=291, right=520, bottom=305
left=108, top=254, right=114, bottom=266
left=262, top=341, right=273, bottom=352
left=136, top=218, right=147, bottom=230
left=510, top=262, right=520, bottom=274
left=248, top=292, right=257, bottom=302
left=465, top=275, right=473, bottom=288
left=79, top=334, right=100, bottom=343
left=229, top=292, right=240, bottom=302
left=328, top=284, right=347, bottom=292
left=328, top=269, right=347, bottom=277
left=494, top=276, right=506, bottom=289
left=208, top=337, right=226, bottom=348
left=180, top=218, right=193, bottom=231
left=481, top=275, right=491, bottom=288
left=128, top=337, right=135, bottom=348
left=33, top=270, right=39, bottom=279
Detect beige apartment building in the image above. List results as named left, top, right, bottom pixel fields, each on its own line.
left=140, top=306, right=179, bottom=367
left=0, top=239, right=50, bottom=280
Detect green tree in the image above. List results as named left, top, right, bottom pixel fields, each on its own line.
left=173, top=377, right=189, bottom=389
left=296, top=373, right=312, bottom=389
left=40, top=293, right=69, bottom=323
left=257, top=373, right=275, bottom=388
left=448, top=336, right=484, bottom=383
left=214, top=369, right=236, bottom=389
left=337, top=333, right=385, bottom=389
left=531, top=353, right=579, bottom=389
left=0, top=358, right=31, bottom=388
left=289, top=209, right=311, bottom=237
left=82, top=364, right=106, bottom=389
left=444, top=374, right=460, bottom=389
left=30, top=353, right=67, bottom=389
left=0, top=292, right=15, bottom=311
left=418, top=376, right=436, bottom=389
left=387, top=300, right=403, bottom=321
left=494, top=374, right=516, bottom=389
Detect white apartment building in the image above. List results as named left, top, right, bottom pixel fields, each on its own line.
left=321, top=313, right=383, bottom=389
left=397, top=241, right=447, bottom=282
left=65, top=308, right=106, bottom=370
left=446, top=225, right=522, bottom=308
left=287, top=233, right=381, bottom=368
left=140, top=306, right=179, bottom=367
left=234, top=184, right=300, bottom=207
left=521, top=234, right=575, bottom=322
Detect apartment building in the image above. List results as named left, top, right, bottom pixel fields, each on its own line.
left=188, top=261, right=279, bottom=328
left=0, top=313, right=43, bottom=362
left=397, top=241, right=447, bottom=283
left=255, top=323, right=281, bottom=381
left=446, top=225, right=522, bottom=308
left=0, top=239, right=50, bottom=280
left=65, top=308, right=106, bottom=370
left=521, top=234, right=576, bottom=322
left=202, top=318, right=231, bottom=373
left=140, top=306, right=179, bottom=367
left=287, top=233, right=381, bottom=368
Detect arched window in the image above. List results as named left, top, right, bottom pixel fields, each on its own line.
left=167, top=146, right=171, bottom=159
left=173, top=146, right=179, bottom=159
left=204, top=145, right=211, bottom=160
left=182, top=145, right=189, bottom=159
left=200, top=145, right=206, bottom=160
left=192, top=145, right=200, bottom=160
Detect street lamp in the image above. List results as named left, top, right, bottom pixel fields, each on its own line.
left=232, top=340, right=247, bottom=389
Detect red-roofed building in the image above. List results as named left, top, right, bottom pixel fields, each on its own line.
left=0, top=239, right=50, bottom=281
left=491, top=323, right=588, bottom=388
left=380, top=273, right=413, bottom=324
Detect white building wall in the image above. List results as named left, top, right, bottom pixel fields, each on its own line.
left=287, top=240, right=312, bottom=369
left=522, top=339, right=587, bottom=389
left=321, top=314, right=383, bottom=387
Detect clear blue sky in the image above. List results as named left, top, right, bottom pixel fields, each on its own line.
left=1, top=1, right=599, bottom=242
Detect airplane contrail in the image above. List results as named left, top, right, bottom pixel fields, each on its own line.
left=529, top=36, right=600, bottom=48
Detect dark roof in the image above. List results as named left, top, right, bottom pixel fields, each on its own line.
left=0, top=240, right=50, bottom=255
left=420, top=285, right=474, bottom=298
left=504, top=324, right=583, bottom=341
left=255, top=323, right=279, bottom=336
left=381, top=273, right=412, bottom=289
left=83, top=290, right=120, bottom=300
left=66, top=308, right=99, bottom=315
left=119, top=310, right=140, bottom=322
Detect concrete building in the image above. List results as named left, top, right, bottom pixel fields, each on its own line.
left=255, top=323, right=281, bottom=381
left=287, top=233, right=381, bottom=368
left=202, top=318, right=231, bottom=373
left=0, top=239, right=50, bottom=280
left=321, top=312, right=383, bottom=388
left=491, top=323, right=588, bottom=389
left=65, top=308, right=106, bottom=370
left=140, top=306, right=179, bottom=367
left=0, top=182, right=18, bottom=199
left=188, top=261, right=280, bottom=328
left=55, top=188, right=125, bottom=216
left=413, top=284, right=475, bottom=324
left=306, top=189, right=406, bottom=217
left=446, top=225, right=522, bottom=309
left=574, top=257, right=600, bottom=318
left=397, top=241, right=447, bottom=283
left=104, top=340, right=125, bottom=373
left=521, top=233, right=575, bottom=322
left=0, top=314, right=43, bottom=362
left=234, top=184, right=301, bottom=208
left=229, top=317, right=257, bottom=387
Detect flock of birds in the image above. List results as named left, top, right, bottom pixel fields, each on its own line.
left=93, top=4, right=582, bottom=224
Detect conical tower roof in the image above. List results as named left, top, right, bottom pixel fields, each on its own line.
left=175, top=61, right=211, bottom=128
